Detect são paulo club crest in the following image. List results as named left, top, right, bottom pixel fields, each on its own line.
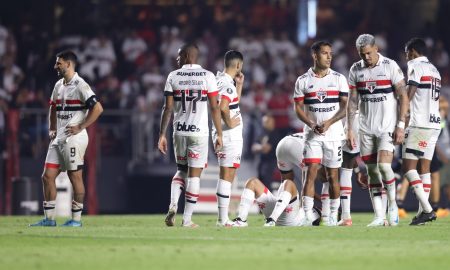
left=366, top=81, right=377, bottom=93
left=316, top=89, right=327, bottom=102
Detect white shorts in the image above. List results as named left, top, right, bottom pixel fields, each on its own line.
left=276, top=134, right=304, bottom=172
left=343, top=116, right=360, bottom=154
left=303, top=140, right=343, bottom=168
left=173, top=134, right=208, bottom=168
left=402, top=127, right=441, bottom=160
left=360, top=132, right=395, bottom=163
left=214, top=134, right=242, bottom=168
left=255, top=185, right=304, bottom=226
left=45, top=133, right=88, bottom=171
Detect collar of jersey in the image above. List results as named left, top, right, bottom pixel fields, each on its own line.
left=181, top=64, right=202, bottom=69
left=63, top=72, right=79, bottom=85
left=361, top=53, right=383, bottom=68
left=408, top=56, right=428, bottom=65
left=307, top=67, right=331, bottom=78
left=217, top=71, right=234, bottom=83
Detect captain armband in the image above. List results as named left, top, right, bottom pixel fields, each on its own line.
left=85, top=95, right=99, bottom=109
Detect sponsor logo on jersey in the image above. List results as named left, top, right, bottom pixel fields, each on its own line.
left=176, top=71, right=207, bottom=76
left=57, top=113, right=73, bottom=120
left=429, top=113, right=441, bottom=124
left=366, top=81, right=377, bottom=93
left=176, top=122, right=201, bottom=132
left=361, top=96, right=387, bottom=102
left=308, top=106, right=336, bottom=112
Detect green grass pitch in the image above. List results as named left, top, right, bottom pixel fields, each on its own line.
left=0, top=214, right=449, bottom=270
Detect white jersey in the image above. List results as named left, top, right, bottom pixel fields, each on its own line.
left=164, top=64, right=218, bottom=137
left=276, top=133, right=305, bottom=172
left=407, top=56, right=441, bottom=129
left=294, top=68, right=348, bottom=141
left=348, top=54, right=404, bottom=135
left=49, top=73, right=96, bottom=145
left=212, top=71, right=242, bottom=139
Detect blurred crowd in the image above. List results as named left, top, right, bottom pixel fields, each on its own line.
left=0, top=0, right=449, bottom=160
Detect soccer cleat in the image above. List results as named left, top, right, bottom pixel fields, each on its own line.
left=388, top=205, right=399, bottom=226
left=337, top=218, right=353, bottom=226
left=367, top=218, right=388, bottom=227
left=436, top=208, right=449, bottom=218
left=263, top=218, right=276, bottom=227
left=216, top=220, right=234, bottom=227
left=61, top=219, right=82, bottom=227
left=231, top=217, right=248, bottom=227
left=326, top=216, right=338, bottom=226
left=29, top=218, right=56, bottom=227
left=319, top=216, right=329, bottom=226
left=300, top=217, right=313, bottom=227
left=409, top=211, right=437, bottom=226
left=398, top=208, right=408, bottom=218
left=181, top=220, right=199, bottom=228
left=165, top=208, right=176, bottom=227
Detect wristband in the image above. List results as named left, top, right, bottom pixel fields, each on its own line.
left=396, top=121, right=405, bottom=129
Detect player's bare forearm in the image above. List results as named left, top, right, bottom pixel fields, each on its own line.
left=49, top=106, right=57, bottom=131
left=159, top=96, right=174, bottom=137
left=395, top=80, right=409, bottom=122
left=295, top=101, right=314, bottom=128
left=219, top=99, right=233, bottom=127
left=406, top=84, right=418, bottom=102
left=209, top=96, right=223, bottom=136
left=347, top=90, right=359, bottom=130
left=80, top=102, right=103, bottom=130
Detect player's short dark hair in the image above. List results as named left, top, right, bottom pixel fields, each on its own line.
left=180, top=43, right=199, bottom=54
left=224, top=50, right=244, bottom=68
left=56, top=50, right=78, bottom=66
left=405, top=37, right=427, bottom=55
left=311, top=41, right=332, bottom=55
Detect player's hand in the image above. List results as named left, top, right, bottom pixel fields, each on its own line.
left=356, top=172, right=368, bottom=190
left=228, top=115, right=241, bottom=128
left=49, top=130, right=56, bottom=140
left=315, top=121, right=330, bottom=135
left=214, top=136, right=223, bottom=153
left=235, top=72, right=244, bottom=86
left=393, top=127, right=404, bottom=145
left=65, top=124, right=82, bottom=135
left=347, top=130, right=357, bottom=150
left=158, top=136, right=168, bottom=155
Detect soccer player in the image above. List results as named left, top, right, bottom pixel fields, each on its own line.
left=213, top=50, right=244, bottom=227
left=347, top=34, right=408, bottom=226
left=30, top=50, right=103, bottom=227
left=402, top=37, right=440, bottom=225
left=293, top=41, right=348, bottom=226
left=158, top=44, right=223, bottom=228
left=232, top=133, right=321, bottom=227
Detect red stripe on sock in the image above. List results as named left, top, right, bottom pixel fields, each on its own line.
left=423, top=184, right=431, bottom=188
left=340, top=187, right=352, bottom=191
left=321, top=194, right=329, bottom=198
left=384, top=178, right=396, bottom=185
left=410, top=180, right=422, bottom=186
left=185, top=192, right=199, bottom=198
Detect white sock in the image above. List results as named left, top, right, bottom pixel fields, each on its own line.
left=71, top=200, right=83, bottom=222
left=270, top=191, right=292, bottom=221
left=369, top=184, right=385, bottom=219
left=405, top=170, right=433, bottom=213
left=418, top=173, right=432, bottom=215
left=43, top=200, right=56, bottom=220
left=321, top=182, right=330, bottom=219
left=183, top=177, right=200, bottom=224
left=379, top=163, right=397, bottom=206
left=170, top=171, right=186, bottom=210
left=216, top=179, right=232, bottom=223
left=381, top=188, right=388, bottom=214
left=340, top=168, right=353, bottom=220
left=237, top=188, right=255, bottom=221
left=330, top=199, right=340, bottom=220
left=302, top=196, right=315, bottom=221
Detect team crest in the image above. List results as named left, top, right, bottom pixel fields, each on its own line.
left=366, top=81, right=377, bottom=93
left=226, top=88, right=233, bottom=94
left=316, top=90, right=327, bottom=102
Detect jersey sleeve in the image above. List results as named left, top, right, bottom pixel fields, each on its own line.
left=206, top=73, right=219, bottom=98
left=218, top=81, right=235, bottom=103
left=390, top=61, right=405, bottom=86
left=348, top=65, right=357, bottom=91
left=406, top=62, right=421, bottom=86
left=293, top=77, right=305, bottom=103
left=163, top=73, right=174, bottom=96
left=79, top=82, right=97, bottom=109
left=49, top=84, right=58, bottom=106
left=338, top=74, right=350, bottom=97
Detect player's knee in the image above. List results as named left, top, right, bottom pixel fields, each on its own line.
left=245, top=177, right=261, bottom=189
left=378, top=163, right=393, bottom=179
left=41, top=173, right=55, bottom=185
left=282, top=179, right=296, bottom=194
